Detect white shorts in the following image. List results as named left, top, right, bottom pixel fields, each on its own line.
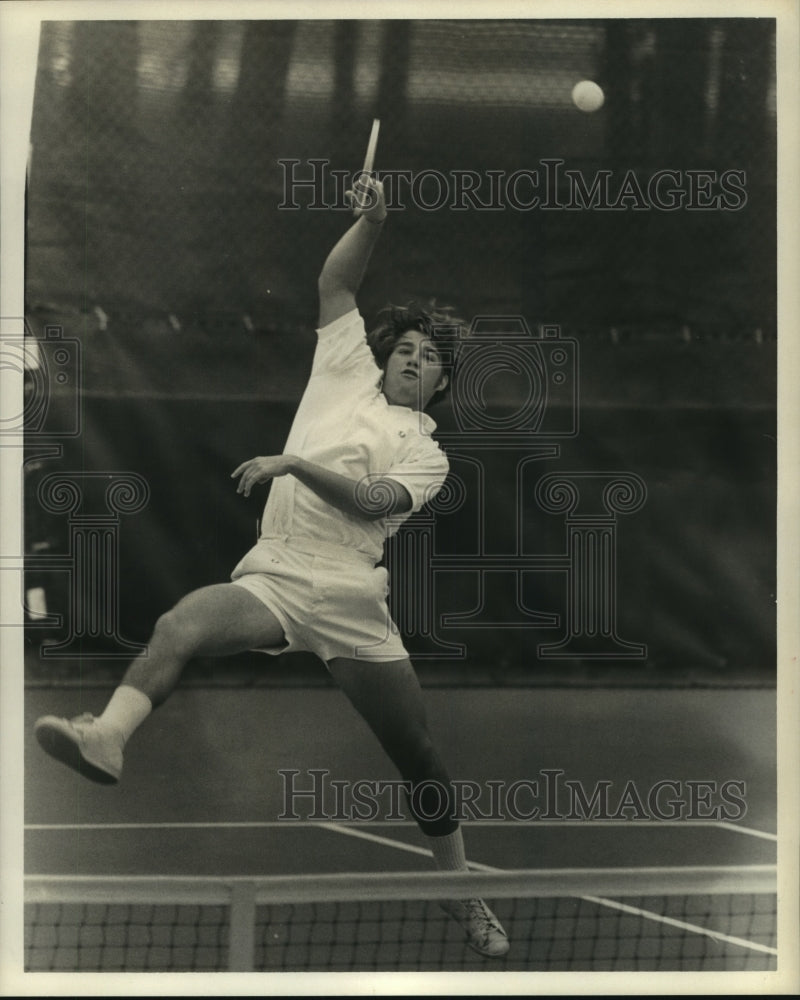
left=229, top=537, right=409, bottom=663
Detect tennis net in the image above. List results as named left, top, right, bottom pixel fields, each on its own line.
left=25, top=865, right=777, bottom=973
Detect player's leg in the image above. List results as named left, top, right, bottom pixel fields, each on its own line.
left=328, top=655, right=455, bottom=829
left=326, top=655, right=509, bottom=957
left=34, top=583, right=285, bottom=783
left=327, top=655, right=456, bottom=829
left=121, top=583, right=285, bottom=704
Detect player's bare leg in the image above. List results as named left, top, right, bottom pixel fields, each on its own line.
left=327, top=655, right=510, bottom=957
left=121, top=584, right=285, bottom=704
left=327, top=656, right=454, bottom=825
left=34, top=584, right=286, bottom=783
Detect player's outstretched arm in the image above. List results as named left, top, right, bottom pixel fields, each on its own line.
left=317, top=176, right=387, bottom=329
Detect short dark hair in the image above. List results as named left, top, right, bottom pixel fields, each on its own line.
left=367, top=301, right=465, bottom=407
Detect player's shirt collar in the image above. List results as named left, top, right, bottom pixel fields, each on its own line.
left=376, top=378, right=437, bottom=435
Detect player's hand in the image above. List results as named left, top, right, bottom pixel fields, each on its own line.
left=231, top=456, right=295, bottom=497
left=346, top=175, right=386, bottom=223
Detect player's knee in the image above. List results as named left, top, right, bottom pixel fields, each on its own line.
left=400, top=727, right=438, bottom=782
left=152, top=607, right=204, bottom=657
left=151, top=610, right=180, bottom=647
left=403, top=741, right=457, bottom=835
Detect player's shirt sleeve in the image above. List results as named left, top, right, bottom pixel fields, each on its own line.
left=385, top=438, right=450, bottom=515
left=311, top=308, right=378, bottom=383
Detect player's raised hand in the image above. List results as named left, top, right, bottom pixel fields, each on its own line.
left=346, top=175, right=386, bottom=224
left=231, top=456, right=294, bottom=497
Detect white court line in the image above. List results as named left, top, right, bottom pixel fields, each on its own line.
left=318, top=821, right=436, bottom=861
left=580, top=894, right=778, bottom=957
left=714, top=820, right=778, bottom=841
left=23, top=818, right=777, bottom=837
left=318, top=821, right=498, bottom=872
left=26, top=821, right=316, bottom=831
left=321, top=822, right=778, bottom=958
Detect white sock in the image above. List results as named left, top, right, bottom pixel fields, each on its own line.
left=98, top=684, right=152, bottom=744
left=427, top=827, right=469, bottom=872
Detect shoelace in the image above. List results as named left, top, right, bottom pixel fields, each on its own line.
left=465, top=900, right=505, bottom=936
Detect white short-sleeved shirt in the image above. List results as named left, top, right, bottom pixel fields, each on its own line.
left=259, top=308, right=449, bottom=564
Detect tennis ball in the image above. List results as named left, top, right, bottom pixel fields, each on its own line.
left=572, top=80, right=605, bottom=113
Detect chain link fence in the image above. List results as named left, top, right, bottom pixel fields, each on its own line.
left=28, top=19, right=775, bottom=354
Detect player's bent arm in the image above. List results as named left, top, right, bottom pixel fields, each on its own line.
left=290, top=457, right=412, bottom=521
left=232, top=453, right=411, bottom=520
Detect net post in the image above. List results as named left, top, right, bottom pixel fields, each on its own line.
left=228, top=881, right=256, bottom=972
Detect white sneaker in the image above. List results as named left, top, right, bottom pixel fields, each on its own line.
left=440, top=897, right=510, bottom=957
left=34, top=713, right=123, bottom=783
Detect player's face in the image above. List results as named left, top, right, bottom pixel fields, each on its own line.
left=382, top=329, right=448, bottom=411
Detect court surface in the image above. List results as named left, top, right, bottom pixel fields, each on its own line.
left=23, top=684, right=777, bottom=974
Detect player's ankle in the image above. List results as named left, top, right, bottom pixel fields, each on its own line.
left=427, top=827, right=469, bottom=872
left=92, top=715, right=126, bottom=746
left=97, top=684, right=153, bottom=744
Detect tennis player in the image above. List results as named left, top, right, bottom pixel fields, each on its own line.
left=34, top=176, right=509, bottom=958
